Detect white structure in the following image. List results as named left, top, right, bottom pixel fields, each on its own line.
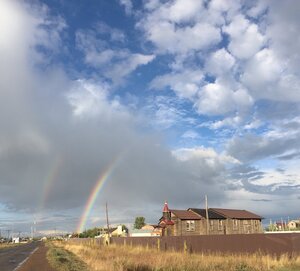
left=12, top=237, right=20, bottom=243
left=288, top=220, right=300, bottom=230
left=130, top=229, right=153, bottom=237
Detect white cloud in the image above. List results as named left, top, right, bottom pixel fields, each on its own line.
left=205, top=49, right=236, bottom=76
left=138, top=1, right=221, bottom=54
left=104, top=53, right=155, bottom=84
left=223, top=15, right=265, bottom=59
left=167, top=0, right=203, bottom=23
left=266, top=0, right=300, bottom=69
left=76, top=29, right=155, bottom=84
left=243, top=119, right=263, bottom=130
left=173, top=146, right=239, bottom=166
left=181, top=130, right=199, bottom=139
left=0, top=0, right=65, bottom=90
left=143, top=96, right=194, bottom=130
left=196, top=82, right=253, bottom=116
left=150, top=70, right=203, bottom=100
left=206, top=115, right=243, bottom=130
left=151, top=22, right=221, bottom=54
left=96, top=22, right=125, bottom=42
left=242, top=48, right=300, bottom=102
left=66, top=80, right=128, bottom=119
left=246, top=0, right=268, bottom=18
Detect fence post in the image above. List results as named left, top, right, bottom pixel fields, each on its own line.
left=157, top=238, right=161, bottom=251
left=183, top=240, right=188, bottom=254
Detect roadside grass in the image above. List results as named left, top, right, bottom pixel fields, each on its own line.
left=54, top=241, right=300, bottom=271
left=0, top=243, right=24, bottom=249
left=46, top=242, right=90, bottom=271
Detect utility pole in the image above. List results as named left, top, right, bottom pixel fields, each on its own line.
left=105, top=202, right=110, bottom=235
left=205, top=195, right=209, bottom=235
left=6, top=230, right=11, bottom=243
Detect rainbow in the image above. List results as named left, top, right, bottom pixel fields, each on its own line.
left=37, top=157, right=63, bottom=220
left=76, top=155, right=121, bottom=233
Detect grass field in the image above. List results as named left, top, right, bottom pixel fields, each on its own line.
left=0, top=243, right=24, bottom=249
left=46, top=242, right=89, bottom=271
left=52, top=241, right=300, bottom=271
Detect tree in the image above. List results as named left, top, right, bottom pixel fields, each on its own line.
left=122, top=225, right=129, bottom=233
left=79, top=227, right=103, bottom=238
left=134, top=217, right=145, bottom=229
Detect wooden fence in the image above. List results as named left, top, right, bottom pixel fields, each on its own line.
left=69, top=233, right=300, bottom=256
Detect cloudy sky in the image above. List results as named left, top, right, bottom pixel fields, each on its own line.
left=0, top=0, right=300, bottom=234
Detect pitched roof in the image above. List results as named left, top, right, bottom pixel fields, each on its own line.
left=189, top=208, right=225, bottom=219
left=170, top=209, right=202, bottom=220
left=163, top=201, right=170, bottom=212
left=210, top=208, right=263, bottom=219
left=160, top=219, right=174, bottom=226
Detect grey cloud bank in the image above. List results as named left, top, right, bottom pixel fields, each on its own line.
left=1, top=0, right=300, bottom=232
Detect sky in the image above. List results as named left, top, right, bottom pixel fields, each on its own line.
left=0, top=0, right=300, bottom=235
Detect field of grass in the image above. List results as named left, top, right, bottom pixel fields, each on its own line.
left=0, top=243, right=24, bottom=249
left=46, top=242, right=89, bottom=271
left=52, top=241, right=300, bottom=271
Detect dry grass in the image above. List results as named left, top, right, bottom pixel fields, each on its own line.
left=52, top=241, right=300, bottom=271
left=0, top=243, right=24, bottom=249
left=46, top=241, right=89, bottom=271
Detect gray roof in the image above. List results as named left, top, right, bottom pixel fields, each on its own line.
left=189, top=208, right=225, bottom=219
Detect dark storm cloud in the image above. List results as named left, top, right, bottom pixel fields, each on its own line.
left=229, top=165, right=266, bottom=182
left=0, top=1, right=234, bottom=232
left=0, top=0, right=230, bottom=216
left=276, top=152, right=300, bottom=161
left=251, top=199, right=272, bottom=202
left=226, top=133, right=300, bottom=163
left=229, top=164, right=300, bottom=196
left=256, top=101, right=300, bottom=122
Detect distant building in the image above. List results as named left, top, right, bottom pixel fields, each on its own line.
left=275, top=222, right=288, bottom=231
left=96, top=225, right=127, bottom=237
left=288, top=220, right=300, bottom=230
left=129, top=224, right=163, bottom=237
left=111, top=225, right=127, bottom=237
left=12, top=237, right=20, bottom=243
left=130, top=229, right=153, bottom=237
left=141, top=224, right=162, bottom=236
left=159, top=202, right=263, bottom=236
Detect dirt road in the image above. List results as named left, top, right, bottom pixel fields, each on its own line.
left=0, top=242, right=55, bottom=271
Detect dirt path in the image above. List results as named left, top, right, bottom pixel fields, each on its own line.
left=17, top=243, right=56, bottom=271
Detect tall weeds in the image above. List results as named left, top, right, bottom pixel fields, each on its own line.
left=53, top=241, right=300, bottom=271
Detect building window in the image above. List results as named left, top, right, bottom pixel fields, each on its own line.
left=218, top=220, right=223, bottom=230
left=210, top=220, right=214, bottom=230
left=186, top=220, right=195, bottom=231
left=233, top=219, right=238, bottom=230
left=243, top=220, right=251, bottom=233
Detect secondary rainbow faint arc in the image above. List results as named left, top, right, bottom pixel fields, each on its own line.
left=37, top=157, right=64, bottom=221
left=77, top=155, right=122, bottom=233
